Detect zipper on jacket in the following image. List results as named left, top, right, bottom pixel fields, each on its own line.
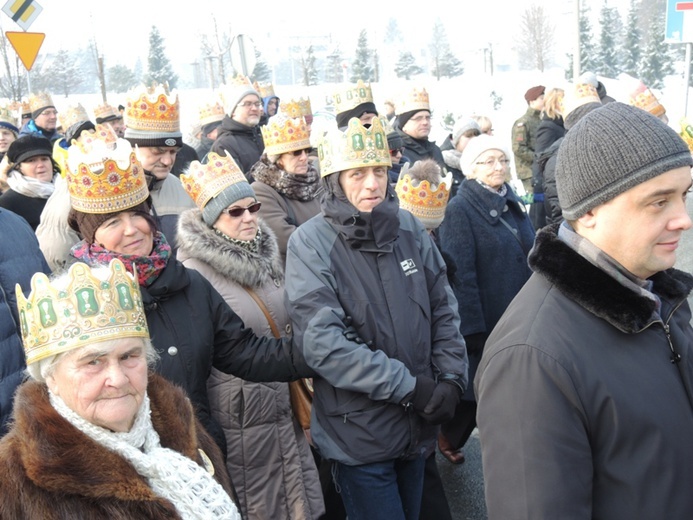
left=663, top=323, right=681, bottom=364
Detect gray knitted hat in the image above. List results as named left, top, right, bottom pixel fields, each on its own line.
left=202, top=182, right=256, bottom=226
left=556, top=102, right=693, bottom=220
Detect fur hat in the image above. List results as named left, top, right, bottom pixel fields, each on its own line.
left=460, top=134, right=511, bottom=175
left=524, top=85, right=545, bottom=103
left=556, top=102, right=693, bottom=220
left=7, top=135, right=52, bottom=164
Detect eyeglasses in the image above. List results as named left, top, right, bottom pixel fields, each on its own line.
left=409, top=115, right=431, bottom=123
left=291, top=148, right=311, bottom=157
left=389, top=148, right=404, bottom=156
left=39, top=109, right=58, bottom=117
left=475, top=157, right=510, bottom=168
left=237, top=101, right=263, bottom=109
left=222, top=202, right=262, bottom=218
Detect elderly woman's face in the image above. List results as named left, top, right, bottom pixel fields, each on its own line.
left=45, top=338, right=148, bottom=432
left=94, top=211, right=154, bottom=256
left=471, top=149, right=510, bottom=190
left=277, top=148, right=309, bottom=175
left=214, top=196, right=260, bottom=241
left=19, top=155, right=53, bottom=182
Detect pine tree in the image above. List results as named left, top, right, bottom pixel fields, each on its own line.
left=567, top=5, right=599, bottom=79
left=596, top=1, right=622, bottom=78
left=108, top=64, right=139, bottom=93
left=430, top=20, right=463, bottom=79
left=146, top=26, right=178, bottom=88
left=639, top=10, right=674, bottom=88
left=325, top=47, right=343, bottom=83
left=394, top=51, right=424, bottom=80
left=350, top=30, right=374, bottom=82
left=251, top=49, right=272, bottom=83
left=300, top=45, right=318, bottom=86
left=621, top=0, right=641, bottom=77
left=33, top=49, right=82, bottom=96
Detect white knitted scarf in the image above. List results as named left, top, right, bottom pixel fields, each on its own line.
left=6, top=170, right=55, bottom=198
left=49, top=391, right=240, bottom=520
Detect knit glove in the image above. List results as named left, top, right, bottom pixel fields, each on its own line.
left=419, top=381, right=462, bottom=425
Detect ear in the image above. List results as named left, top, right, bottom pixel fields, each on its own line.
left=45, top=374, right=59, bottom=395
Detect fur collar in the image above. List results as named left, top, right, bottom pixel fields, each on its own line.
left=176, top=208, right=284, bottom=289
left=250, top=155, right=321, bottom=201
left=530, top=224, right=693, bottom=332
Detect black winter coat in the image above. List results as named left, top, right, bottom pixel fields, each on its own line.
left=0, top=189, right=48, bottom=230
left=398, top=129, right=446, bottom=170
left=538, top=137, right=563, bottom=226
left=211, top=115, right=265, bottom=177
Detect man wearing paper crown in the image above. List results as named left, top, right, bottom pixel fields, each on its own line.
left=19, top=91, right=62, bottom=143
left=333, top=80, right=378, bottom=130
left=64, top=136, right=313, bottom=456
left=93, top=102, right=126, bottom=138
left=284, top=117, right=468, bottom=520
left=0, top=258, right=242, bottom=519
left=395, top=86, right=446, bottom=171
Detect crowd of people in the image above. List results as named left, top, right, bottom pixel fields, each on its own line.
left=0, top=70, right=692, bottom=520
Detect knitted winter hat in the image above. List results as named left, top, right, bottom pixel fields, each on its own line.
left=336, top=102, right=378, bottom=129
left=68, top=201, right=153, bottom=245
left=397, top=109, right=429, bottom=130
left=460, top=134, right=511, bottom=175
left=452, top=117, right=481, bottom=147
left=556, top=102, right=693, bottom=220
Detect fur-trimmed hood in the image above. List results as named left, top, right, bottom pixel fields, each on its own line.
left=529, top=224, right=693, bottom=333
left=176, top=208, right=284, bottom=289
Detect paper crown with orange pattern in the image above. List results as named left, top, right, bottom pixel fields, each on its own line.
left=66, top=137, right=149, bottom=215
left=261, top=113, right=311, bottom=155
left=628, top=82, right=666, bottom=118
left=280, top=97, right=312, bottom=119
left=0, top=104, right=18, bottom=133
left=15, top=258, right=149, bottom=365
left=180, top=151, right=255, bottom=225
left=198, top=99, right=226, bottom=127
left=396, top=86, right=430, bottom=115
left=59, top=103, right=91, bottom=131
left=220, top=75, right=260, bottom=116
left=29, top=92, right=55, bottom=118
left=395, top=160, right=452, bottom=229
left=317, top=116, right=391, bottom=177
left=333, top=80, right=374, bottom=114
left=93, top=103, right=122, bottom=123
left=123, top=84, right=182, bottom=148
left=254, top=81, right=275, bottom=98
left=563, top=83, right=601, bottom=119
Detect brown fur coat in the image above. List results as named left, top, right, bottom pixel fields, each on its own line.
left=0, top=373, right=236, bottom=519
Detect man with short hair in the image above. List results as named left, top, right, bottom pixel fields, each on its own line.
left=476, top=102, right=693, bottom=519
left=396, top=86, right=445, bottom=170
left=19, top=92, right=61, bottom=143
left=511, top=85, right=544, bottom=195
left=94, top=103, right=125, bottom=138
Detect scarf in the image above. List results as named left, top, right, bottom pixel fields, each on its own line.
left=251, top=156, right=322, bottom=201
left=49, top=392, right=240, bottom=520
left=213, top=226, right=262, bottom=254
left=71, top=231, right=171, bottom=287
left=475, top=178, right=508, bottom=197
left=6, top=170, right=55, bottom=198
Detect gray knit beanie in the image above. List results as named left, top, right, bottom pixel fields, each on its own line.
left=556, top=102, right=693, bottom=220
left=202, top=182, right=256, bottom=226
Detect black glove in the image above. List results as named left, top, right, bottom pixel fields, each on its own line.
left=420, top=381, right=462, bottom=425
left=405, top=375, right=436, bottom=411
left=463, top=333, right=487, bottom=356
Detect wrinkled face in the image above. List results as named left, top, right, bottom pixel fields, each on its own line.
left=35, top=108, right=58, bottom=131
left=277, top=148, right=309, bottom=175
left=338, top=166, right=388, bottom=212
left=575, top=167, right=693, bottom=280
left=232, top=94, right=262, bottom=127
left=19, top=155, right=53, bottom=182
left=469, top=149, right=510, bottom=190
left=135, top=146, right=178, bottom=179
left=402, top=111, right=431, bottom=139
left=213, top=196, right=260, bottom=241
left=107, top=118, right=125, bottom=138
left=0, top=128, right=16, bottom=152
left=46, top=338, right=148, bottom=433
left=94, top=211, right=154, bottom=256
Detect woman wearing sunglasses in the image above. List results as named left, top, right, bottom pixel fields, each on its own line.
left=249, top=111, right=322, bottom=265
left=177, top=152, right=324, bottom=520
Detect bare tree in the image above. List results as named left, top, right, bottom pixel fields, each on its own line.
left=0, top=19, right=26, bottom=100
left=199, top=17, right=232, bottom=87
left=515, top=4, right=555, bottom=72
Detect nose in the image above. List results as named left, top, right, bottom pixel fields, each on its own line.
left=122, top=215, right=138, bottom=234
left=160, top=151, right=175, bottom=166
left=104, top=360, right=129, bottom=387
left=364, top=172, right=379, bottom=190
left=674, top=201, right=693, bottom=231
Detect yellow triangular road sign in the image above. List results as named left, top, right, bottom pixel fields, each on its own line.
left=6, top=31, right=44, bottom=70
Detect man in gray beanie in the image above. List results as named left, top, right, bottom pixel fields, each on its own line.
left=475, top=102, right=693, bottom=519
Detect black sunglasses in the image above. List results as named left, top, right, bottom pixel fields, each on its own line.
left=223, top=202, right=262, bottom=218
left=291, top=148, right=311, bottom=157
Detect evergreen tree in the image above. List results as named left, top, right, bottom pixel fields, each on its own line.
left=621, top=0, right=641, bottom=77
left=350, top=30, right=374, bottom=82
left=146, top=26, right=178, bottom=88
left=251, top=49, right=272, bottom=83
left=34, top=49, right=83, bottom=96
left=596, top=1, right=622, bottom=78
left=108, top=64, right=139, bottom=93
left=300, top=45, right=318, bottom=86
left=639, top=9, right=674, bottom=88
left=384, top=18, right=403, bottom=45
left=430, top=20, right=463, bottom=79
left=394, top=51, right=424, bottom=80
left=325, top=47, right=344, bottom=83
left=567, top=5, right=599, bottom=79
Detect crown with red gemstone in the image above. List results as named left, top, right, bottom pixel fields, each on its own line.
left=74, top=123, right=118, bottom=147
left=93, top=103, right=121, bottom=122
left=563, top=83, right=601, bottom=118
left=333, top=80, right=374, bottom=114
left=66, top=138, right=149, bottom=215
left=396, top=167, right=452, bottom=229
left=317, top=116, right=391, bottom=177
left=124, top=83, right=180, bottom=133
left=59, top=103, right=90, bottom=131
left=261, top=113, right=311, bottom=155
left=198, top=99, right=226, bottom=127
left=254, top=81, right=275, bottom=98
left=396, top=86, right=430, bottom=115
left=279, top=97, right=312, bottom=119
left=180, top=151, right=246, bottom=209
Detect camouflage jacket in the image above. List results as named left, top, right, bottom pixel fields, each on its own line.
left=511, top=107, right=542, bottom=181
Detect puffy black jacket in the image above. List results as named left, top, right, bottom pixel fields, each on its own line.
left=211, top=115, right=265, bottom=177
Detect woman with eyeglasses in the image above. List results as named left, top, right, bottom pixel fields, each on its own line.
left=177, top=152, right=324, bottom=520
left=249, top=113, right=322, bottom=265
left=438, top=135, right=534, bottom=463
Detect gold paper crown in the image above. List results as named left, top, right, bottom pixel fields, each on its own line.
left=395, top=169, right=452, bottom=228
left=124, top=84, right=180, bottom=133
left=0, top=105, right=18, bottom=129
left=16, top=258, right=149, bottom=365
left=198, top=99, right=225, bottom=127
left=181, top=151, right=246, bottom=209
left=228, top=74, right=254, bottom=88
left=396, top=87, right=430, bottom=115
left=280, top=97, right=312, bottom=119
left=93, top=103, right=121, bottom=121
left=680, top=117, right=693, bottom=153
left=333, top=80, right=374, bottom=114
left=29, top=92, right=54, bottom=114
left=60, top=103, right=90, bottom=131
left=563, top=83, right=601, bottom=118
left=254, top=81, right=275, bottom=98
left=629, top=83, right=665, bottom=118
left=75, top=123, right=118, bottom=147
left=261, top=113, right=311, bottom=155
left=317, top=117, right=391, bottom=177
left=66, top=137, right=149, bottom=214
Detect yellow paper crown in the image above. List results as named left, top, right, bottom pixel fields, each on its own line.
left=679, top=117, right=693, bottom=153
left=395, top=169, right=452, bottom=229
left=29, top=92, right=54, bottom=114
left=317, top=117, right=391, bottom=177
left=198, top=99, right=226, bottom=127
left=333, top=80, right=374, bottom=114
left=0, top=105, right=18, bottom=130
left=181, top=151, right=246, bottom=209
left=74, top=123, right=118, bottom=147
left=16, top=258, right=149, bottom=365
left=280, top=97, right=312, bottom=119
left=261, top=113, right=311, bottom=155
left=60, top=103, right=90, bottom=131
left=396, top=86, right=430, bottom=115
left=66, top=137, right=149, bottom=214
left=563, top=83, right=601, bottom=118
left=629, top=82, right=665, bottom=118
left=93, top=103, right=121, bottom=121
left=124, top=84, right=180, bottom=133
left=254, top=81, right=275, bottom=98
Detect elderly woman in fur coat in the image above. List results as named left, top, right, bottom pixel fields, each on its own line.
left=0, top=259, right=239, bottom=519
left=177, top=153, right=324, bottom=520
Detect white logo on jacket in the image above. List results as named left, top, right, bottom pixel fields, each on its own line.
left=400, top=259, right=418, bottom=276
